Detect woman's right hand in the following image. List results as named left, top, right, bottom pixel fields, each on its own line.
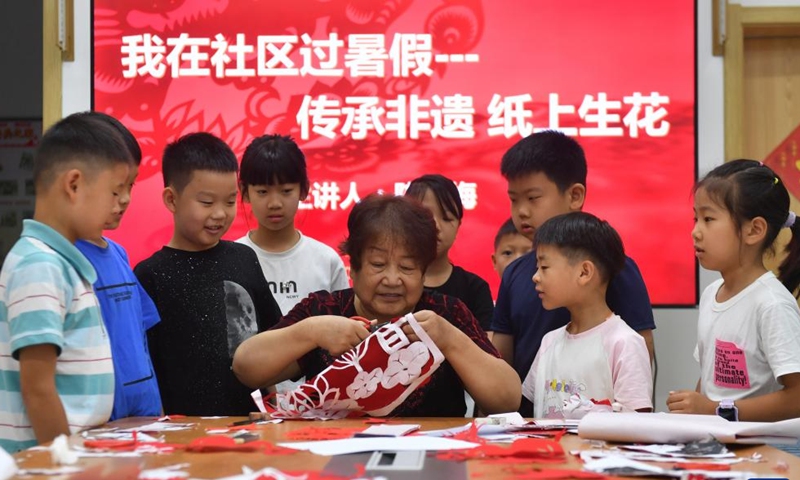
left=309, top=315, right=372, bottom=356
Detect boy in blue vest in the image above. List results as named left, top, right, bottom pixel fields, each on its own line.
left=75, top=112, right=162, bottom=420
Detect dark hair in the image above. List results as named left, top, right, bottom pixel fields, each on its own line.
left=404, top=173, right=463, bottom=221
left=33, top=112, right=133, bottom=189
left=239, top=134, right=310, bottom=198
left=494, top=218, right=521, bottom=249
left=500, top=130, right=587, bottom=192
left=162, top=132, right=238, bottom=192
left=696, top=159, right=800, bottom=295
left=534, top=211, right=625, bottom=284
left=340, top=194, right=437, bottom=272
left=76, top=111, right=142, bottom=165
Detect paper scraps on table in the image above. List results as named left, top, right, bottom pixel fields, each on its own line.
left=579, top=412, right=800, bottom=444
left=620, top=439, right=733, bottom=458
left=582, top=454, right=758, bottom=479
left=437, top=437, right=566, bottom=463
left=420, top=417, right=571, bottom=442
left=0, top=445, right=17, bottom=479
left=355, top=423, right=420, bottom=437
left=206, top=419, right=282, bottom=435
left=475, top=412, right=528, bottom=426
left=283, top=426, right=366, bottom=441
left=278, top=436, right=478, bottom=456
left=80, top=439, right=182, bottom=455
left=15, top=466, right=84, bottom=476
left=138, top=464, right=191, bottom=479
left=116, top=422, right=195, bottom=433
left=79, top=429, right=181, bottom=455
left=184, top=436, right=297, bottom=455
left=157, top=415, right=187, bottom=422
left=82, top=430, right=161, bottom=443
left=576, top=448, right=745, bottom=466
left=50, top=434, right=79, bottom=465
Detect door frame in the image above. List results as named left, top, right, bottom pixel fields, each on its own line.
left=724, top=3, right=800, bottom=161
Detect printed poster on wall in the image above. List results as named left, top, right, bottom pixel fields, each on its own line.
left=0, top=120, right=39, bottom=264
left=93, top=0, right=697, bottom=305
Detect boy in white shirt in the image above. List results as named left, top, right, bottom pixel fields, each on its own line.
left=522, top=212, right=652, bottom=418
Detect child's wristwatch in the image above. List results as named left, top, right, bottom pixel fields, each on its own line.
left=716, top=399, right=738, bottom=421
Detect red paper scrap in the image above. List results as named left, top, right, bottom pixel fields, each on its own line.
left=507, top=468, right=607, bottom=479
left=184, top=435, right=295, bottom=455
left=284, top=426, right=365, bottom=441
left=437, top=437, right=566, bottom=463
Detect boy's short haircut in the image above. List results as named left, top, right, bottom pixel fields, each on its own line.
left=405, top=173, right=463, bottom=221
left=162, top=132, right=238, bottom=191
left=33, top=112, right=133, bottom=190
left=534, top=211, right=625, bottom=283
left=75, top=112, right=142, bottom=166
left=500, top=130, right=587, bottom=192
left=494, top=218, right=520, bottom=249
left=239, top=134, right=309, bottom=197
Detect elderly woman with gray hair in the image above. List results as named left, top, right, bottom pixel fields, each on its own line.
left=233, top=194, right=520, bottom=417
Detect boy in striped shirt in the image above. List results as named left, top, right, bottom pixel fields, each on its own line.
left=0, top=113, right=133, bottom=453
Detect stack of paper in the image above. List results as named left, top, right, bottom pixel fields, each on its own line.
left=578, top=412, right=800, bottom=444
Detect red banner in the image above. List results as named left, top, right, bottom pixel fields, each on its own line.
left=764, top=123, right=800, bottom=200
left=93, top=0, right=696, bottom=305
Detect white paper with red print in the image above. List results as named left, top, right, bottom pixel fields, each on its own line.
left=267, top=312, right=445, bottom=420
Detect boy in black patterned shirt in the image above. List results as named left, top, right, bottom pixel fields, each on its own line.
left=135, top=132, right=281, bottom=416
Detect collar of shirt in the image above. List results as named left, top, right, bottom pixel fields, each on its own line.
left=21, top=219, right=98, bottom=284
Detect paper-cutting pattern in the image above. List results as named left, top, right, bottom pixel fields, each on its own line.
left=269, top=313, right=444, bottom=419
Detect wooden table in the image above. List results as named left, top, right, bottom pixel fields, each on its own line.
left=10, top=416, right=800, bottom=479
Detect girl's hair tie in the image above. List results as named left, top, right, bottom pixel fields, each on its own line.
left=784, top=211, right=796, bottom=229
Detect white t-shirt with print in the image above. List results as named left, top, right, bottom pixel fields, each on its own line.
left=522, top=314, right=652, bottom=418
left=695, top=271, right=800, bottom=401
left=237, top=231, right=349, bottom=315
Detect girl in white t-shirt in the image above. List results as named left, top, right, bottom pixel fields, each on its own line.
left=521, top=212, right=653, bottom=418
left=236, top=134, right=349, bottom=316
left=667, top=159, right=800, bottom=421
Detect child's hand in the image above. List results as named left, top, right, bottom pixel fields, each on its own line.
left=666, top=390, right=715, bottom=415
left=310, top=315, right=371, bottom=356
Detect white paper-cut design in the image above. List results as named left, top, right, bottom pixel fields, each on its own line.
left=346, top=367, right=383, bottom=399
left=381, top=342, right=431, bottom=389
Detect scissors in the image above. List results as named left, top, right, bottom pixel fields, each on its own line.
left=350, top=316, right=388, bottom=333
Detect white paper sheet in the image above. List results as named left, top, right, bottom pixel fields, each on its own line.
left=116, top=422, right=195, bottom=433
left=0, top=446, right=17, bottom=480
left=356, top=424, right=421, bottom=437
left=278, top=436, right=479, bottom=455
left=578, top=412, right=800, bottom=444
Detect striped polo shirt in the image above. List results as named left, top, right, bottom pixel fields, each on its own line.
left=0, top=220, right=114, bottom=453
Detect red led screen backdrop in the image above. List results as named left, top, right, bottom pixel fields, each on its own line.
left=93, top=0, right=697, bottom=305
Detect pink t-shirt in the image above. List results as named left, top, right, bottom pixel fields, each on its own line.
left=522, top=314, right=653, bottom=418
